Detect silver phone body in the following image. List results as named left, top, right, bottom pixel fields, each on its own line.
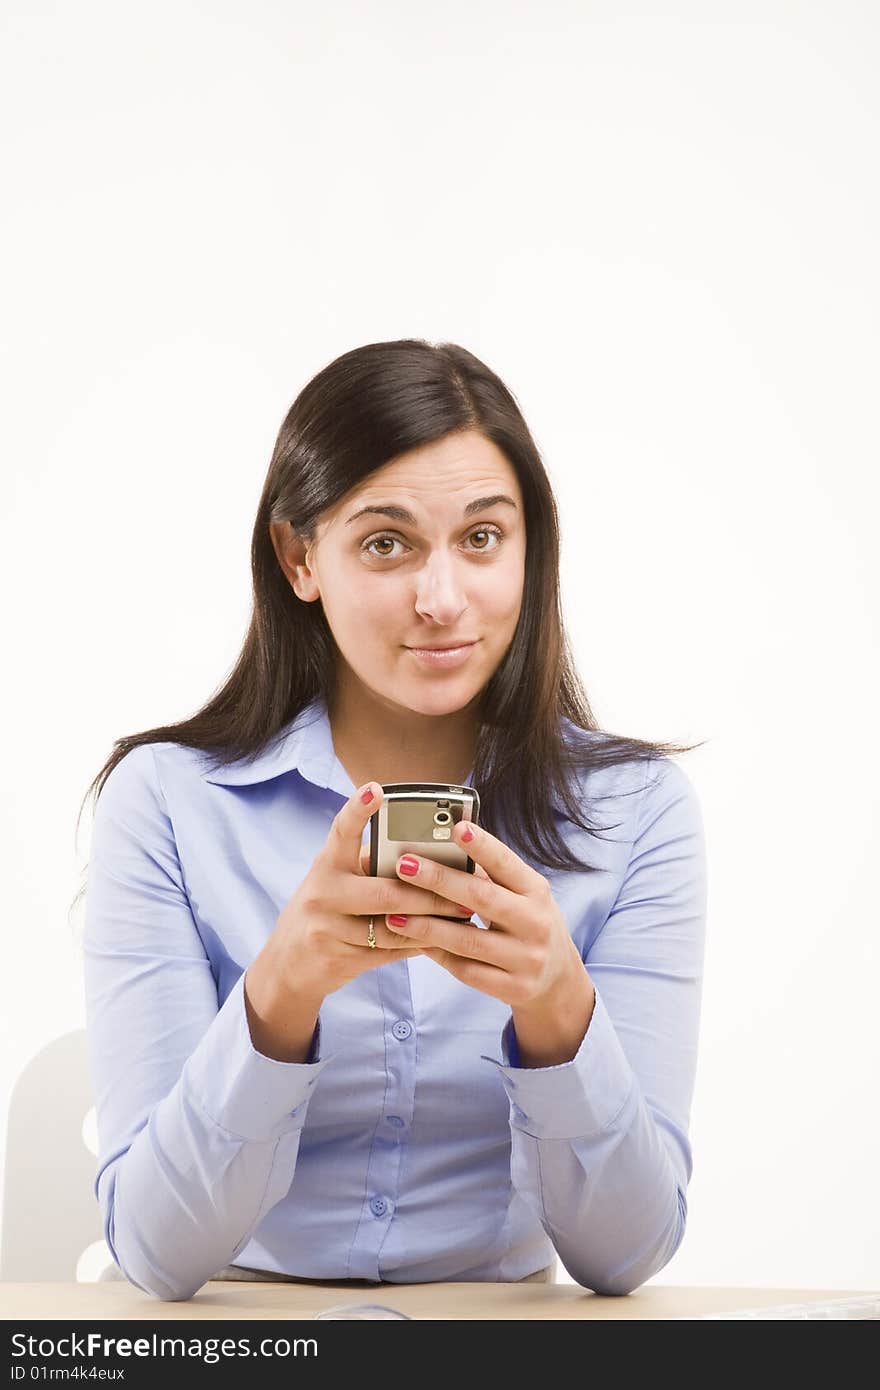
left=369, top=782, right=481, bottom=921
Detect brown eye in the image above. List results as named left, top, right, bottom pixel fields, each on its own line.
left=466, top=526, right=503, bottom=551
left=361, top=534, right=407, bottom=559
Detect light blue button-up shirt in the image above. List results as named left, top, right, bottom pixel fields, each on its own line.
left=82, top=696, right=707, bottom=1301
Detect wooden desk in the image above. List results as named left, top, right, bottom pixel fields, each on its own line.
left=1, top=1281, right=876, bottom=1320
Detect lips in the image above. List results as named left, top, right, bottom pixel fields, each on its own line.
left=406, top=641, right=477, bottom=652
left=405, top=641, right=478, bottom=670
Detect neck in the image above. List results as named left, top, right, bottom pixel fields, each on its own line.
left=327, top=674, right=480, bottom=788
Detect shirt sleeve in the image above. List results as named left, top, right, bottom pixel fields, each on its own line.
left=81, top=744, right=337, bottom=1302
left=481, top=755, right=707, bottom=1295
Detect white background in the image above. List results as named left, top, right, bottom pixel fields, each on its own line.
left=1, top=0, right=877, bottom=1291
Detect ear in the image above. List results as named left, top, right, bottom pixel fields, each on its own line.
left=268, top=520, right=321, bottom=603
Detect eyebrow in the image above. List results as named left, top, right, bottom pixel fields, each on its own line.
left=344, top=494, right=518, bottom=526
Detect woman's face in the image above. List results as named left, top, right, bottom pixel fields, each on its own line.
left=275, top=429, right=526, bottom=719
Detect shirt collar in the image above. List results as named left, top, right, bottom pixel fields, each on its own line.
left=200, top=696, right=356, bottom=798
left=200, top=695, right=484, bottom=798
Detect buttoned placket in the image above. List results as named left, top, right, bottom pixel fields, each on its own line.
left=310, top=744, right=419, bottom=1281
left=342, top=952, right=417, bottom=1280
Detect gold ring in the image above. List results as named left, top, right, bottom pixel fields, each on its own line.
left=367, top=916, right=376, bottom=949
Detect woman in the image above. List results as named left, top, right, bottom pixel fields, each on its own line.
left=77, top=338, right=707, bottom=1301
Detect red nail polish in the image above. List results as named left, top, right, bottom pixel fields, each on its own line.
left=360, top=785, right=375, bottom=804
left=461, top=822, right=474, bottom=843
left=388, top=915, right=409, bottom=927
left=398, top=856, right=419, bottom=875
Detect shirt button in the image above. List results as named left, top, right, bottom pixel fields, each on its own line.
left=386, top=1115, right=405, bottom=1128
left=391, top=1020, right=413, bottom=1041
left=369, top=1196, right=390, bottom=1218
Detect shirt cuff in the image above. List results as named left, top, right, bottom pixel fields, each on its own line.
left=181, top=971, right=336, bottom=1142
left=480, top=985, right=638, bottom=1141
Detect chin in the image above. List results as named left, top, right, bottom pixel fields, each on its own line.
left=385, top=679, right=478, bottom=718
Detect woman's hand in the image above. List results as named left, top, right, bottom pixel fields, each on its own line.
left=383, top=819, right=596, bottom=1066
left=248, top=783, right=470, bottom=1025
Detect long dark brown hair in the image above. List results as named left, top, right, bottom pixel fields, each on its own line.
left=72, top=337, right=705, bottom=920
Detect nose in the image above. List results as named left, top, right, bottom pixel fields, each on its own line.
left=413, top=551, right=469, bottom=626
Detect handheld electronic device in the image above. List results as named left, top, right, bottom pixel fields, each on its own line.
left=368, top=782, right=481, bottom=921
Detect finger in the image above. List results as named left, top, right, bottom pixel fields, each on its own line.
left=384, top=914, right=517, bottom=970
left=392, top=849, right=526, bottom=930
left=452, top=820, right=544, bottom=897
left=326, top=781, right=384, bottom=873
left=340, top=916, right=424, bottom=952
left=358, top=847, right=472, bottom=919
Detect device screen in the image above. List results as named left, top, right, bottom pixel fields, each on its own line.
left=386, top=797, right=461, bottom=844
